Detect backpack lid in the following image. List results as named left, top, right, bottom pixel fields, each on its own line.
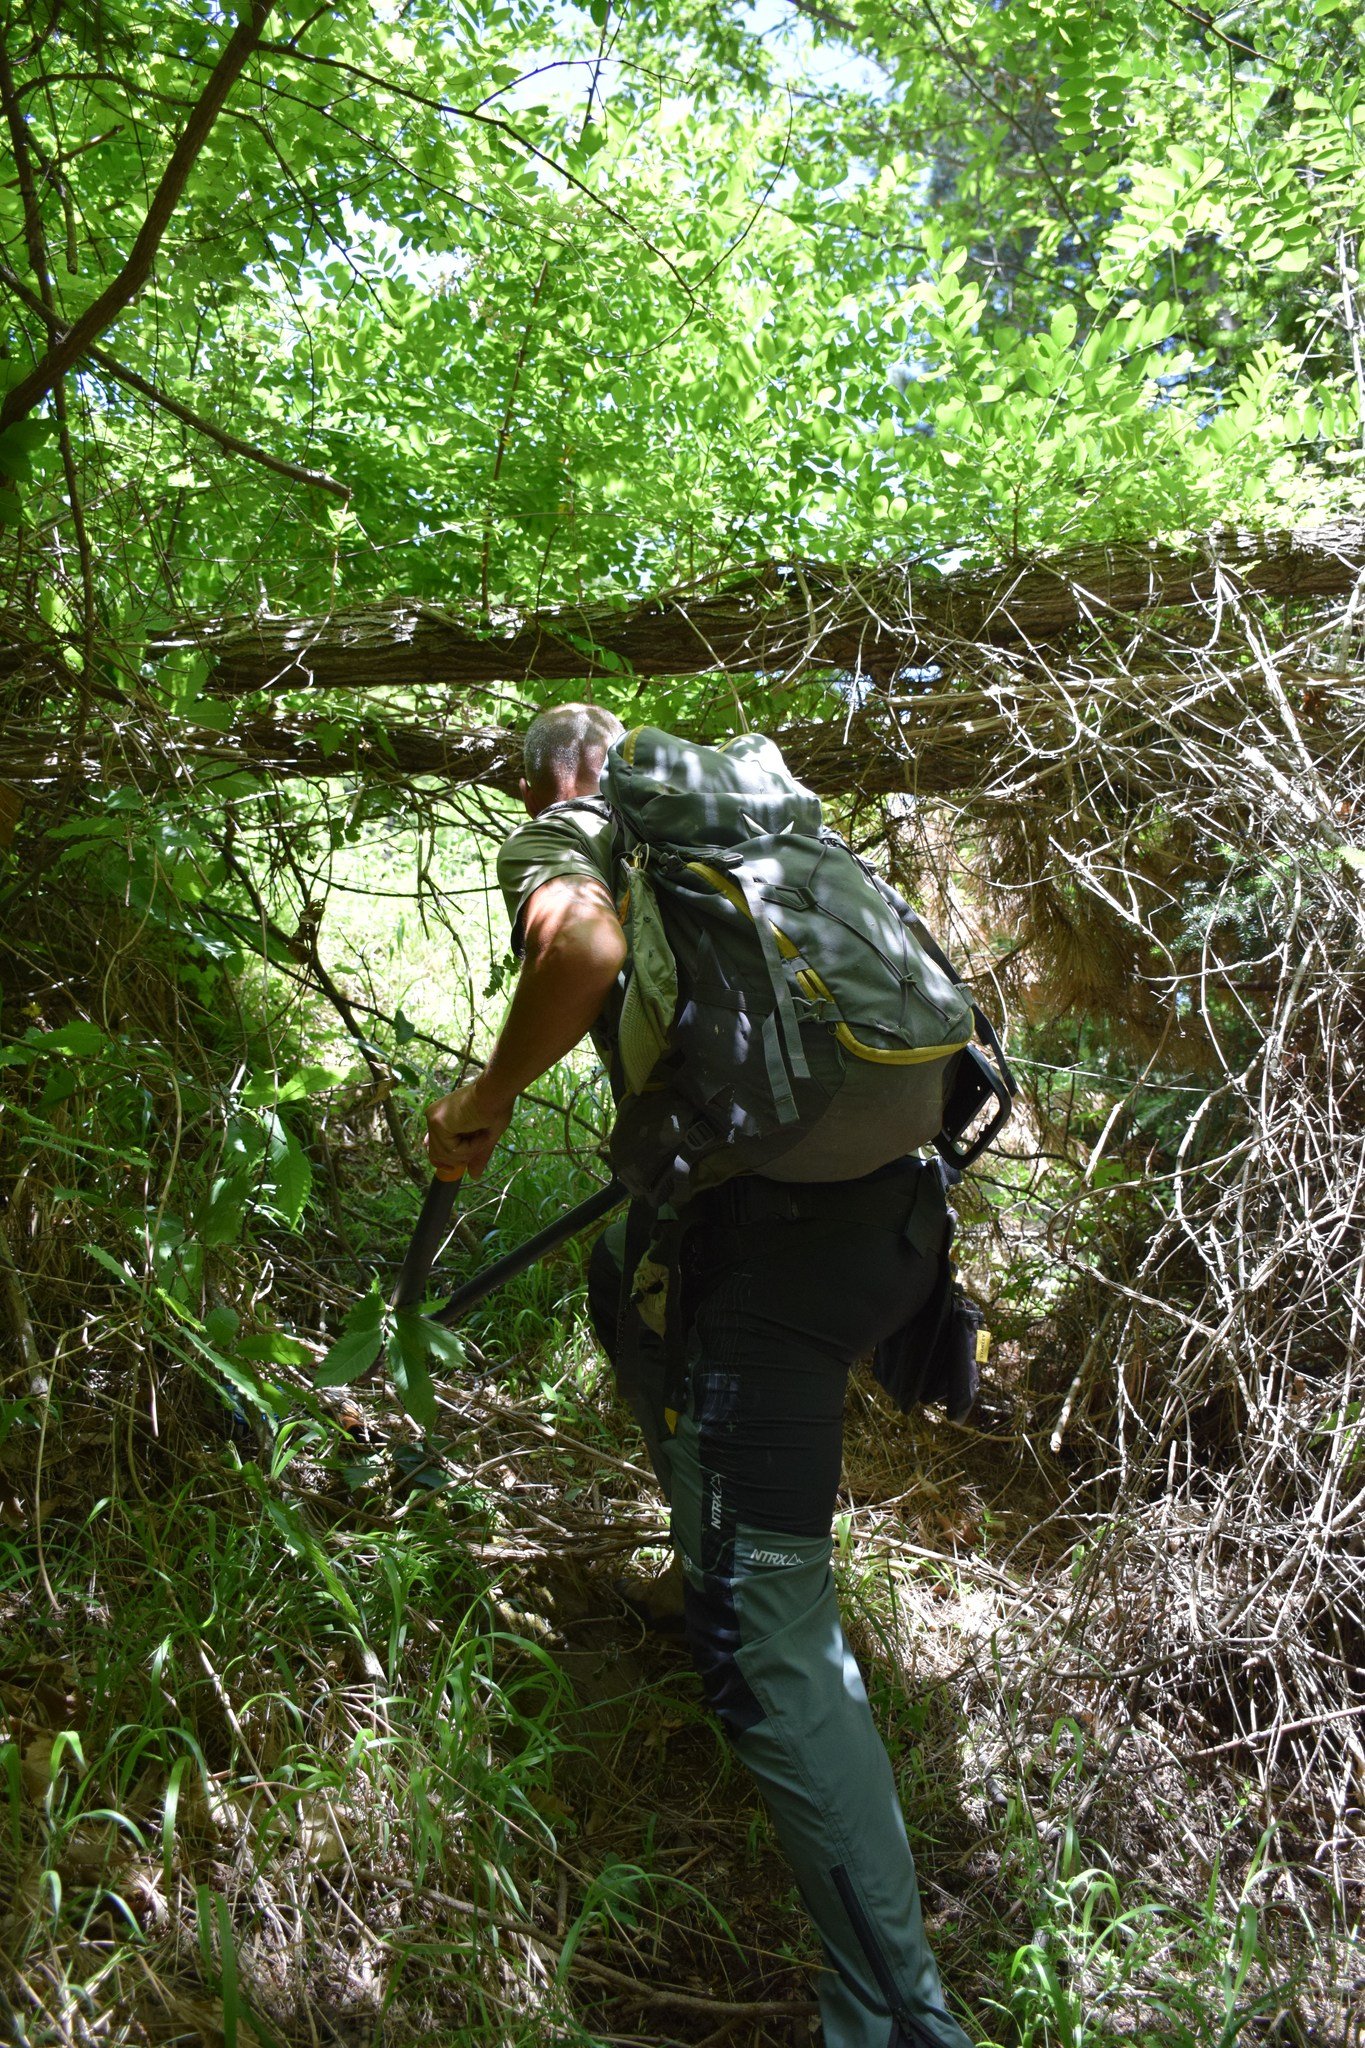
left=606, top=727, right=823, bottom=849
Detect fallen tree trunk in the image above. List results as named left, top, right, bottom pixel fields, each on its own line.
left=1, top=709, right=944, bottom=802
left=4, top=666, right=1354, bottom=822
left=144, top=519, right=1365, bottom=697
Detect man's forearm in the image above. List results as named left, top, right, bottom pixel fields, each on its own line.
left=476, top=926, right=618, bottom=1108
left=426, top=877, right=625, bottom=1180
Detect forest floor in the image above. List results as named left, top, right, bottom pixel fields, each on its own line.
left=3, top=830, right=1361, bottom=2047
left=5, top=1173, right=1357, bottom=2047
left=0, top=1232, right=1074, bottom=2048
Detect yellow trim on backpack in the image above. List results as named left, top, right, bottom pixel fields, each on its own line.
left=833, top=1025, right=969, bottom=1065
left=689, top=862, right=969, bottom=1068
left=622, top=727, right=642, bottom=765
left=686, top=861, right=800, bottom=959
left=687, top=858, right=746, bottom=914
left=797, top=964, right=967, bottom=1065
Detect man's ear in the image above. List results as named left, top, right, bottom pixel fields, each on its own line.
left=518, top=775, right=536, bottom=817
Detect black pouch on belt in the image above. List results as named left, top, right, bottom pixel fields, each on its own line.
left=871, top=1160, right=982, bottom=1423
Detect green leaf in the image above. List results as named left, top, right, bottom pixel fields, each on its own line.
left=315, top=1323, right=382, bottom=1389
left=18, top=1020, right=108, bottom=1058
left=86, top=1242, right=135, bottom=1287
left=215, top=1892, right=240, bottom=2048
left=387, top=1311, right=456, bottom=1429
left=238, top=1329, right=315, bottom=1366
left=1049, top=304, right=1078, bottom=350
left=259, top=1492, right=362, bottom=1625
left=204, top=1305, right=241, bottom=1347
left=270, top=1128, right=312, bottom=1228
left=190, top=1333, right=284, bottom=1417
left=183, top=698, right=234, bottom=732
left=315, top=1283, right=385, bottom=1388
left=38, top=1068, right=82, bottom=1111
left=162, top=1754, right=194, bottom=1893
left=0, top=420, right=53, bottom=479
left=202, top=1169, right=251, bottom=1249
left=240, top=1065, right=342, bottom=1105
left=418, top=1319, right=467, bottom=1371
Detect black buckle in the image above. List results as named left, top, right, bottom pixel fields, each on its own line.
left=682, top=1112, right=717, bottom=1156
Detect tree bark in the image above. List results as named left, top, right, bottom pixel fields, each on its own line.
left=3, top=664, right=1350, bottom=809
left=150, top=519, right=1365, bottom=698
left=0, top=709, right=976, bottom=801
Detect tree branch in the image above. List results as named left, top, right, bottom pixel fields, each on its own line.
left=0, top=32, right=97, bottom=697
left=785, top=0, right=859, bottom=38
left=217, top=829, right=427, bottom=1186
left=482, top=260, right=551, bottom=622
left=0, top=0, right=278, bottom=432
left=252, top=40, right=703, bottom=308
left=0, top=32, right=52, bottom=293
left=0, top=259, right=350, bottom=499
left=2, top=661, right=1353, bottom=813
left=909, top=0, right=1092, bottom=251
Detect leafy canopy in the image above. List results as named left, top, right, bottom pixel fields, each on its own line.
left=3, top=0, right=1363, bottom=643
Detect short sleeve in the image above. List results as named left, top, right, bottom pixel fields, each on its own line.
left=496, top=800, right=617, bottom=950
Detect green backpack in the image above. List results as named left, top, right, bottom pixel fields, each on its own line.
left=602, top=727, right=979, bottom=1205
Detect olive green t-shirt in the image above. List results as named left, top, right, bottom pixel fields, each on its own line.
left=496, top=797, right=626, bottom=1085
left=495, top=796, right=619, bottom=950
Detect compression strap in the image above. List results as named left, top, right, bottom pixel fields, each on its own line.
left=688, top=861, right=968, bottom=1069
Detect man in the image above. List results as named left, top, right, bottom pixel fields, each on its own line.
left=427, top=703, right=975, bottom=2048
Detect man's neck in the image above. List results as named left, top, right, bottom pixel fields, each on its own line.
left=530, top=776, right=603, bottom=817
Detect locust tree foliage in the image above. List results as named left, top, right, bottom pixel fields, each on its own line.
left=2, top=0, right=1362, bottom=654
left=2, top=0, right=1364, bottom=1442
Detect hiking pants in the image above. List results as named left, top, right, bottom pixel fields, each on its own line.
left=587, top=1160, right=975, bottom=2048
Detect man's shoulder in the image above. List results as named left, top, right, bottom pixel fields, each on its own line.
left=499, top=796, right=616, bottom=874
left=496, top=800, right=619, bottom=942
left=503, top=793, right=614, bottom=842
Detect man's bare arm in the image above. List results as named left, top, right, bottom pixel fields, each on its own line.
left=426, top=876, right=626, bottom=1180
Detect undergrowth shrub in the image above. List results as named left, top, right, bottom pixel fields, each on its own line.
left=0, top=805, right=613, bottom=2044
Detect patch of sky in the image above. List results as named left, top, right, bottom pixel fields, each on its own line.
left=740, top=0, right=892, bottom=100
left=482, top=0, right=900, bottom=200
left=739, top=0, right=908, bottom=214
left=826, top=660, right=946, bottom=709
left=489, top=0, right=895, bottom=112
left=292, top=210, right=471, bottom=321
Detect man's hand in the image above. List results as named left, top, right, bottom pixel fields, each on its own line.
left=426, top=1076, right=514, bottom=1182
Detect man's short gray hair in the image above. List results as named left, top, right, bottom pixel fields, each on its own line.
left=522, top=702, right=625, bottom=792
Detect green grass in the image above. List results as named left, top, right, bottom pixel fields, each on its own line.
left=0, top=1427, right=600, bottom=2045
left=980, top=1832, right=1293, bottom=2047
